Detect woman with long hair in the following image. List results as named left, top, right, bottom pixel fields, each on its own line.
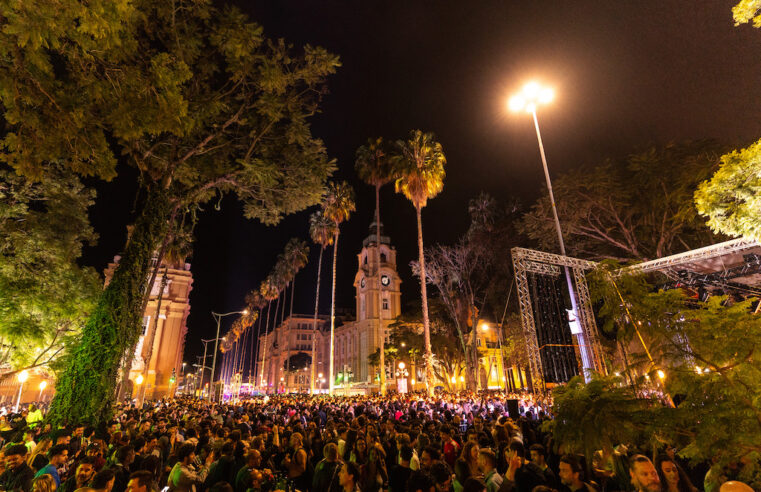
left=655, top=454, right=698, bottom=492
left=27, top=437, right=52, bottom=472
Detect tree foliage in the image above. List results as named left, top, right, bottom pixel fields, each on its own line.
left=695, top=139, right=761, bottom=242
left=552, top=271, right=761, bottom=487
left=520, top=142, right=725, bottom=261
left=0, top=0, right=338, bottom=424
left=0, top=168, right=100, bottom=376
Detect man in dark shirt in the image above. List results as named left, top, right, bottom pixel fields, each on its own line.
left=313, top=443, right=341, bottom=492
left=389, top=445, right=414, bottom=492
left=0, top=444, right=35, bottom=492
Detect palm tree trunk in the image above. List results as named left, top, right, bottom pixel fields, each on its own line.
left=258, top=301, right=272, bottom=392
left=415, top=206, right=434, bottom=396
left=287, top=278, right=296, bottom=377
left=375, top=185, right=386, bottom=396
left=252, top=308, right=263, bottom=387
left=329, top=231, right=340, bottom=395
left=311, top=247, right=324, bottom=394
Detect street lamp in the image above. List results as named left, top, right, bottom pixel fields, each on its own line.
left=210, top=309, right=248, bottom=400
left=509, top=81, right=594, bottom=381
left=14, top=370, right=29, bottom=412
left=38, top=380, right=47, bottom=402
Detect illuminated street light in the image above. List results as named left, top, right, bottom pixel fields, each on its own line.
left=508, top=80, right=594, bottom=382
left=657, top=370, right=666, bottom=381
left=398, top=362, right=406, bottom=370
left=14, top=370, right=29, bottom=412
left=451, top=376, right=457, bottom=384
left=136, top=374, right=144, bottom=385
left=480, top=322, right=489, bottom=332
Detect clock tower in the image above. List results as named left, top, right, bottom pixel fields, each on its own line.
left=351, top=218, right=402, bottom=383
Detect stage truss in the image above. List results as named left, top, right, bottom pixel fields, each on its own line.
left=511, top=247, right=606, bottom=391
left=512, top=238, right=761, bottom=391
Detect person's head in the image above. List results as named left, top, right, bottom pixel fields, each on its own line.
left=338, top=462, right=360, bottom=490
left=324, top=442, right=338, bottom=462
left=92, top=468, right=116, bottom=492
left=430, top=462, right=453, bottom=492
left=508, top=441, right=525, bottom=459
left=126, top=470, right=156, bottom=492
left=407, top=470, right=436, bottom=492
left=290, top=431, right=304, bottom=448
left=4, top=443, right=27, bottom=468
left=719, top=481, right=755, bottom=492
left=461, top=477, right=485, bottom=492
left=48, top=443, right=69, bottom=466
left=655, top=454, right=684, bottom=490
left=87, top=443, right=103, bottom=458
left=462, top=442, right=479, bottom=463
left=32, top=474, right=56, bottom=492
left=75, top=457, right=97, bottom=485
left=400, top=444, right=414, bottom=465
left=54, top=429, right=71, bottom=446
left=629, top=454, right=661, bottom=492
left=177, top=443, right=196, bottom=465
left=529, top=444, right=546, bottom=467
left=559, top=454, right=584, bottom=488
left=421, top=447, right=440, bottom=470
left=220, top=441, right=234, bottom=456
left=477, top=449, right=497, bottom=473
left=116, top=445, right=136, bottom=466
left=246, top=449, right=262, bottom=467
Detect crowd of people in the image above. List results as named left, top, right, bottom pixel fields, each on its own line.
left=0, top=392, right=754, bottom=492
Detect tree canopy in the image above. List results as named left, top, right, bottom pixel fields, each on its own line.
left=520, top=141, right=725, bottom=261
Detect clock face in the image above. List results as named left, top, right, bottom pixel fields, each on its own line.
left=381, top=274, right=390, bottom=286
left=360, top=277, right=366, bottom=288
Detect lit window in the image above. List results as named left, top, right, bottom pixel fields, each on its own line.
left=382, top=299, right=389, bottom=310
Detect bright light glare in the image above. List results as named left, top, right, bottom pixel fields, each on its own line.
left=242, top=309, right=249, bottom=315
left=411, top=379, right=416, bottom=385
left=398, top=362, right=406, bottom=370
left=318, top=373, right=323, bottom=378
left=39, top=381, right=47, bottom=390
left=657, top=370, right=666, bottom=380
left=136, top=374, right=144, bottom=385
left=18, top=370, right=29, bottom=383
left=479, top=323, right=489, bottom=332
left=508, top=81, right=554, bottom=113
left=695, top=366, right=702, bottom=374
left=450, top=376, right=456, bottom=384
left=459, top=375, right=465, bottom=382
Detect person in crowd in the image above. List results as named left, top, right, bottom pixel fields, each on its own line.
left=28, top=438, right=53, bottom=472
left=528, top=444, right=556, bottom=489
left=0, top=443, right=35, bottom=492
left=31, top=474, right=56, bottom=492
left=629, top=455, right=662, bottom=492
left=92, top=468, right=117, bottom=492
left=408, top=470, right=436, bottom=492
left=168, top=443, right=212, bottom=492
left=60, top=457, right=97, bottom=492
left=430, top=462, right=454, bottom=492
left=655, top=454, right=697, bottom=492
left=314, top=442, right=341, bottom=492
left=477, top=449, right=503, bottom=492
left=34, top=444, right=69, bottom=488
left=558, top=454, right=597, bottom=492
left=338, top=462, right=361, bottom=492
left=126, top=470, right=158, bottom=492
left=390, top=444, right=415, bottom=492
left=109, top=445, right=136, bottom=492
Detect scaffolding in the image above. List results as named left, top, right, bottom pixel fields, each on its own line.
left=512, top=248, right=605, bottom=391
left=512, top=238, right=761, bottom=391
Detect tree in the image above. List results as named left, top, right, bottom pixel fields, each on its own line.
left=355, top=137, right=396, bottom=395
left=322, top=181, right=356, bottom=394
left=0, top=168, right=100, bottom=378
left=0, top=1, right=339, bottom=424
left=695, top=140, right=761, bottom=242
left=393, top=130, right=447, bottom=395
left=520, top=142, right=726, bottom=261
left=549, top=270, right=761, bottom=488
left=308, top=210, right=336, bottom=393
left=282, top=238, right=309, bottom=373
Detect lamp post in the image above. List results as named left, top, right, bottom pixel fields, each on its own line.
left=38, top=381, right=47, bottom=402
left=509, top=81, right=594, bottom=381
left=209, top=309, right=248, bottom=401
left=14, top=370, right=29, bottom=413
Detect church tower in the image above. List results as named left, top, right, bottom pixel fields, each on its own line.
left=351, top=218, right=401, bottom=383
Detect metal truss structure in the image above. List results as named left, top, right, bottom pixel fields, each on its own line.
left=512, top=248, right=605, bottom=391
left=513, top=238, right=761, bottom=391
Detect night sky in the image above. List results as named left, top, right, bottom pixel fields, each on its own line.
left=83, top=1, right=761, bottom=365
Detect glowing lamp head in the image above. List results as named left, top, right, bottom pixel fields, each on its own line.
left=318, top=373, right=323, bottom=378
left=479, top=323, right=489, bottom=332
left=459, top=376, right=465, bottom=382
left=398, top=362, right=406, bottom=370
left=451, top=377, right=457, bottom=384
left=411, top=379, right=415, bottom=385
left=657, top=370, right=666, bottom=380
left=508, top=81, right=554, bottom=113
left=242, top=309, right=249, bottom=315
left=17, top=370, right=29, bottom=383
left=39, top=381, right=47, bottom=390
left=136, top=374, right=144, bottom=385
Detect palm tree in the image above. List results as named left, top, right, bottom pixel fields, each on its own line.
left=308, top=210, right=336, bottom=394
left=393, top=129, right=446, bottom=396
left=258, top=277, right=279, bottom=392
left=282, top=238, right=309, bottom=374
left=322, top=181, right=356, bottom=394
left=355, top=137, right=395, bottom=396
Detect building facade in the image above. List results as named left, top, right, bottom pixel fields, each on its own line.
left=256, top=221, right=402, bottom=393
left=105, top=257, right=193, bottom=400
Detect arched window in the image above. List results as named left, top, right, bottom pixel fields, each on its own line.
left=380, top=252, right=387, bottom=263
